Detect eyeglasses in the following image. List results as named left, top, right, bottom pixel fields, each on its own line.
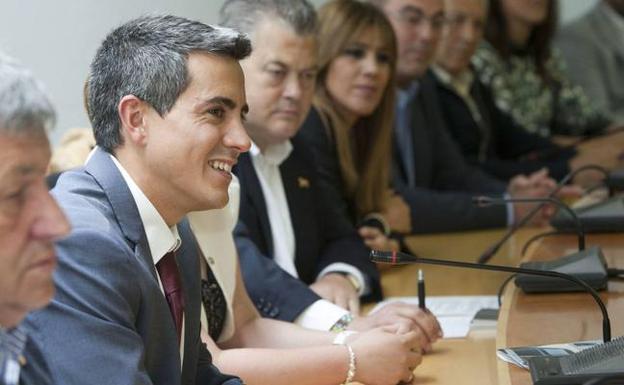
left=445, top=13, right=485, bottom=32
left=390, top=11, right=446, bottom=31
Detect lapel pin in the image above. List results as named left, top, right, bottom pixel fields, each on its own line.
left=297, top=177, right=310, bottom=189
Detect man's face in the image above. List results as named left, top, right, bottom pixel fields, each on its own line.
left=382, top=0, right=445, bottom=83
left=141, top=52, right=250, bottom=216
left=0, top=132, right=70, bottom=327
left=240, top=19, right=317, bottom=149
left=436, top=0, right=486, bottom=76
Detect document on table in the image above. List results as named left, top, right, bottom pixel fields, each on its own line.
left=371, top=296, right=499, bottom=338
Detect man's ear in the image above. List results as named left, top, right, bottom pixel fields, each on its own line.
left=118, top=95, right=149, bottom=146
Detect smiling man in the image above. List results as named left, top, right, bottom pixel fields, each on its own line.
left=0, top=53, right=70, bottom=385
left=24, top=16, right=251, bottom=385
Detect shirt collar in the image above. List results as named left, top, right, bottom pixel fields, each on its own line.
left=110, top=155, right=181, bottom=266
left=600, top=2, right=624, bottom=35
left=396, top=81, right=421, bottom=110
left=249, top=140, right=293, bottom=167
left=432, top=65, right=474, bottom=98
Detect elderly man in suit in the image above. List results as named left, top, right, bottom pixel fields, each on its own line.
left=0, top=52, right=70, bottom=385
left=370, top=0, right=558, bottom=233
left=24, top=16, right=250, bottom=385
left=221, top=0, right=441, bottom=344
left=556, top=0, right=624, bottom=123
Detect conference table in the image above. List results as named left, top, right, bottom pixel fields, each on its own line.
left=369, top=227, right=624, bottom=385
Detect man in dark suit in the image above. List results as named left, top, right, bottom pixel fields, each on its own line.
left=0, top=52, right=70, bottom=385
left=372, top=0, right=558, bottom=233
left=431, top=0, right=577, bottom=182
left=24, top=16, right=250, bottom=385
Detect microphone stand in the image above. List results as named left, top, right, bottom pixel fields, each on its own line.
left=370, top=250, right=612, bottom=342
left=474, top=196, right=586, bottom=251
left=477, top=165, right=608, bottom=264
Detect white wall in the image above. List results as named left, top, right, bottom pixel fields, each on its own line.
left=0, top=0, right=595, bottom=142
left=560, top=0, right=599, bottom=23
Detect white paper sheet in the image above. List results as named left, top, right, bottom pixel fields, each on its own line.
left=371, top=296, right=499, bottom=338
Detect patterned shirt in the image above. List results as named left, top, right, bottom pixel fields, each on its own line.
left=473, top=41, right=611, bottom=137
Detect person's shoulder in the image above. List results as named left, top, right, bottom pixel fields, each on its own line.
left=299, top=106, right=327, bottom=137
left=52, top=168, right=134, bottom=264
left=472, top=41, right=506, bottom=82
left=52, top=168, right=116, bottom=232
left=295, top=106, right=333, bottom=154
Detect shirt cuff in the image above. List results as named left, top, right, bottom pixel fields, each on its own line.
left=504, top=192, right=515, bottom=226
left=294, top=300, right=349, bottom=331
left=317, top=262, right=369, bottom=296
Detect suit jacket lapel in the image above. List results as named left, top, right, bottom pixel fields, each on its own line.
left=280, top=152, right=316, bottom=281
left=85, top=148, right=185, bottom=375
left=176, top=220, right=201, bottom=382
left=84, top=148, right=157, bottom=282
left=238, top=153, right=275, bottom=257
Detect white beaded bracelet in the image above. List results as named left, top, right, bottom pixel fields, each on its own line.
left=343, top=344, right=356, bottom=384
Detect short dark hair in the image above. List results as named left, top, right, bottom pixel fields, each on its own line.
left=0, top=52, right=55, bottom=136
left=87, top=15, right=251, bottom=153
left=219, top=0, right=317, bottom=37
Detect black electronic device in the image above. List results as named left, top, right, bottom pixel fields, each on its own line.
left=551, top=196, right=624, bottom=233
left=528, top=336, right=624, bottom=385
left=515, top=246, right=608, bottom=293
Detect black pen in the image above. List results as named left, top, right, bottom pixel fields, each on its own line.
left=418, top=269, right=426, bottom=310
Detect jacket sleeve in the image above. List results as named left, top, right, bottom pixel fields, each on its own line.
left=24, top=229, right=159, bottom=385
left=234, top=221, right=321, bottom=322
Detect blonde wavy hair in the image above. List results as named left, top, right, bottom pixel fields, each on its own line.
left=314, top=0, right=397, bottom=220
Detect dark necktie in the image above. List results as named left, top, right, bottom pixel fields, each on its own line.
left=0, top=325, right=27, bottom=385
left=156, top=251, right=185, bottom=345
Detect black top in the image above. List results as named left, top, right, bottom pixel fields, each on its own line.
left=201, top=262, right=227, bottom=342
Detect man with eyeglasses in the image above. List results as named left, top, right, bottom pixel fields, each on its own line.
left=370, top=0, right=559, bottom=233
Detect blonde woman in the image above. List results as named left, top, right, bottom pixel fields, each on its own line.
left=299, top=0, right=408, bottom=251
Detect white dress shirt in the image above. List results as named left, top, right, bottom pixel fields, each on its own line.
left=249, top=141, right=298, bottom=278
left=110, top=155, right=185, bottom=365
left=250, top=141, right=367, bottom=330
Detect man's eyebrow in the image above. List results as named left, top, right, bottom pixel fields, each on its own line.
left=0, top=165, right=38, bottom=186
left=196, top=96, right=239, bottom=112
left=400, top=5, right=424, bottom=15
left=265, top=60, right=318, bottom=73
left=14, top=165, right=38, bottom=176
left=264, top=60, right=287, bottom=68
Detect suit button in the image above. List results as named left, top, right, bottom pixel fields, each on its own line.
left=269, top=308, right=279, bottom=317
